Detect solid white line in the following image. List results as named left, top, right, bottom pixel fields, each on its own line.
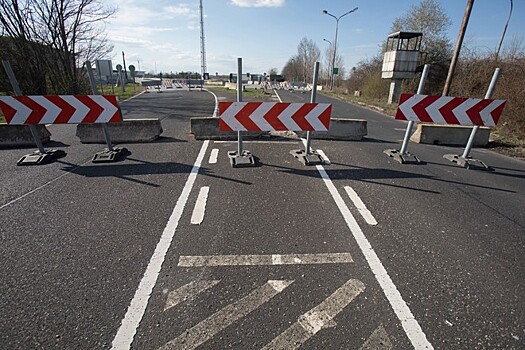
left=178, top=253, right=353, bottom=267
left=344, top=186, right=378, bottom=226
left=121, top=90, right=146, bottom=103
left=315, top=164, right=433, bottom=349
left=0, top=160, right=91, bottom=211
left=158, top=280, right=294, bottom=350
left=208, top=148, right=219, bottom=164
left=190, top=186, right=210, bottom=225
left=274, top=89, right=283, bottom=103
left=111, top=140, right=209, bottom=350
left=261, top=279, right=365, bottom=350
left=164, top=279, right=220, bottom=311
left=213, top=141, right=299, bottom=144
left=203, top=88, right=219, bottom=117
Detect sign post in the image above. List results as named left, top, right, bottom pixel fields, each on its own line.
left=384, top=64, right=429, bottom=164
left=85, top=60, right=128, bottom=162
left=1, top=60, right=66, bottom=165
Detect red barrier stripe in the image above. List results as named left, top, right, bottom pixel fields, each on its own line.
left=439, top=97, right=464, bottom=124
left=395, top=93, right=413, bottom=120
left=319, top=104, right=332, bottom=129
left=0, top=99, right=16, bottom=124
left=219, top=101, right=233, bottom=116
left=412, top=95, right=441, bottom=123
left=292, top=103, right=317, bottom=130
left=46, top=95, right=75, bottom=123
left=76, top=95, right=102, bottom=123
left=466, top=99, right=492, bottom=125
left=17, top=96, right=46, bottom=124
left=491, top=101, right=506, bottom=125
left=236, top=102, right=263, bottom=131
left=264, top=103, right=290, bottom=130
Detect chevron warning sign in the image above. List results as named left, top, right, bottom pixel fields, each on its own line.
left=0, top=95, right=122, bottom=125
left=395, top=93, right=506, bottom=127
left=219, top=102, right=332, bottom=131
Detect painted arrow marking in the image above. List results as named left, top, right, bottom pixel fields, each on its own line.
left=396, top=93, right=506, bottom=126
left=219, top=102, right=331, bottom=131
left=158, top=280, right=294, bottom=350
left=164, top=280, right=220, bottom=311
left=177, top=253, right=353, bottom=267
left=261, top=279, right=365, bottom=350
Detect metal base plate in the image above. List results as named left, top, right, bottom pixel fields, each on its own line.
left=290, top=149, right=324, bottom=166
left=17, top=149, right=66, bottom=166
left=92, top=147, right=129, bottom=163
left=443, top=154, right=491, bottom=170
left=383, top=149, right=421, bottom=164
left=227, top=150, right=256, bottom=168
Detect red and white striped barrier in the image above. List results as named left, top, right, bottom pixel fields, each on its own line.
left=219, top=102, right=331, bottom=131
left=396, top=93, right=506, bottom=127
left=0, top=95, right=122, bottom=125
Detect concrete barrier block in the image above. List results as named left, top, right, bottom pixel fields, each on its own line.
left=0, top=124, right=51, bottom=147
left=76, top=118, right=163, bottom=144
left=190, top=117, right=267, bottom=140
left=410, top=123, right=490, bottom=146
left=296, top=118, right=367, bottom=140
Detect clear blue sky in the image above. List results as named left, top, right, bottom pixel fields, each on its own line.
left=106, top=0, right=524, bottom=76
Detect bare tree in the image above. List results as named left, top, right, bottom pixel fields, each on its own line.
left=297, top=37, right=320, bottom=83
left=0, top=0, right=115, bottom=94
left=323, top=43, right=345, bottom=87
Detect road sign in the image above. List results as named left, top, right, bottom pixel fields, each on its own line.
left=219, top=102, right=332, bottom=132
left=333, top=67, right=339, bottom=75
left=0, top=95, right=122, bottom=125
left=395, top=93, right=506, bottom=126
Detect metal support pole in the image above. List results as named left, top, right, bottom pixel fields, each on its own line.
left=306, top=62, right=320, bottom=155
left=461, top=68, right=501, bottom=158
left=400, top=64, right=430, bottom=155
left=237, top=57, right=243, bottom=155
left=85, top=60, right=114, bottom=152
left=2, top=60, right=46, bottom=153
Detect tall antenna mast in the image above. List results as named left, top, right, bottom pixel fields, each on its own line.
left=200, top=0, right=207, bottom=78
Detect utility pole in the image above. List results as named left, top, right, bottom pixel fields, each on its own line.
left=122, top=51, right=128, bottom=82
left=442, top=0, right=474, bottom=96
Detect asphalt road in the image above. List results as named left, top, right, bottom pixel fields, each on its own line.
left=0, top=87, right=523, bottom=349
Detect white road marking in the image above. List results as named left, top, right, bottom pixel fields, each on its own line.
left=316, top=149, right=331, bottom=165
left=360, top=325, right=393, bottom=350
left=164, top=280, right=220, bottom=311
left=190, top=186, right=210, bottom=225
left=261, top=279, right=365, bottom=350
left=121, top=90, right=146, bottom=103
left=213, top=140, right=299, bottom=144
left=111, top=140, right=209, bottom=350
left=202, top=88, right=219, bottom=117
left=208, top=148, right=219, bottom=164
left=344, top=186, right=378, bottom=226
left=178, top=253, right=353, bottom=267
left=316, top=164, right=433, bottom=349
left=158, top=280, right=294, bottom=350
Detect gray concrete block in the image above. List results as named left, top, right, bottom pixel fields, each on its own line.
left=0, top=125, right=51, bottom=147
left=296, top=118, right=367, bottom=140
left=410, top=123, right=490, bottom=146
left=190, top=117, right=267, bottom=140
left=76, top=118, right=163, bottom=144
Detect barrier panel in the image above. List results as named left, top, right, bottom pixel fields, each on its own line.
left=0, top=60, right=128, bottom=165
left=219, top=59, right=331, bottom=167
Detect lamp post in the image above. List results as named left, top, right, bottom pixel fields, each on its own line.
left=323, top=38, right=332, bottom=87
left=323, top=7, right=358, bottom=91
left=495, top=0, right=513, bottom=61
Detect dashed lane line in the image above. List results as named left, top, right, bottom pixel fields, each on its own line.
left=344, top=186, right=378, bottom=226
left=158, top=280, right=294, bottom=350
left=164, top=280, right=220, bottom=311
left=111, top=140, right=210, bottom=350
left=208, top=148, right=219, bottom=164
left=190, top=186, right=209, bottom=225
left=261, top=278, right=365, bottom=350
left=177, top=253, right=354, bottom=267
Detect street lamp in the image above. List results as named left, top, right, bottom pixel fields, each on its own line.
left=495, top=0, right=513, bottom=61
left=323, top=7, right=358, bottom=91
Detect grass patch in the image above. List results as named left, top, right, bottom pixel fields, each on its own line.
left=0, top=114, right=5, bottom=124
left=98, top=83, right=142, bottom=100
left=320, top=91, right=398, bottom=115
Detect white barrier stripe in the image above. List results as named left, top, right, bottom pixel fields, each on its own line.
left=61, top=95, right=89, bottom=124
left=305, top=104, right=330, bottom=131
left=480, top=99, right=504, bottom=126
left=344, top=186, right=378, bottom=226
left=250, top=102, right=276, bottom=131
left=190, top=186, right=210, bottom=225
left=208, top=148, right=219, bottom=164
left=399, top=94, right=426, bottom=122
left=452, top=98, right=479, bottom=125
left=0, top=96, right=31, bottom=124
left=91, top=95, right=118, bottom=122
left=261, top=279, right=365, bottom=350
left=424, top=96, right=452, bottom=124
left=277, top=103, right=303, bottom=130
left=221, top=102, right=247, bottom=130
left=177, top=253, right=353, bottom=267
left=111, top=140, right=209, bottom=350
left=32, top=96, right=61, bottom=124
left=164, top=280, right=220, bottom=311
left=158, top=280, right=294, bottom=350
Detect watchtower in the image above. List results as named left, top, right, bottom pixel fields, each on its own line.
left=382, top=31, right=423, bottom=104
